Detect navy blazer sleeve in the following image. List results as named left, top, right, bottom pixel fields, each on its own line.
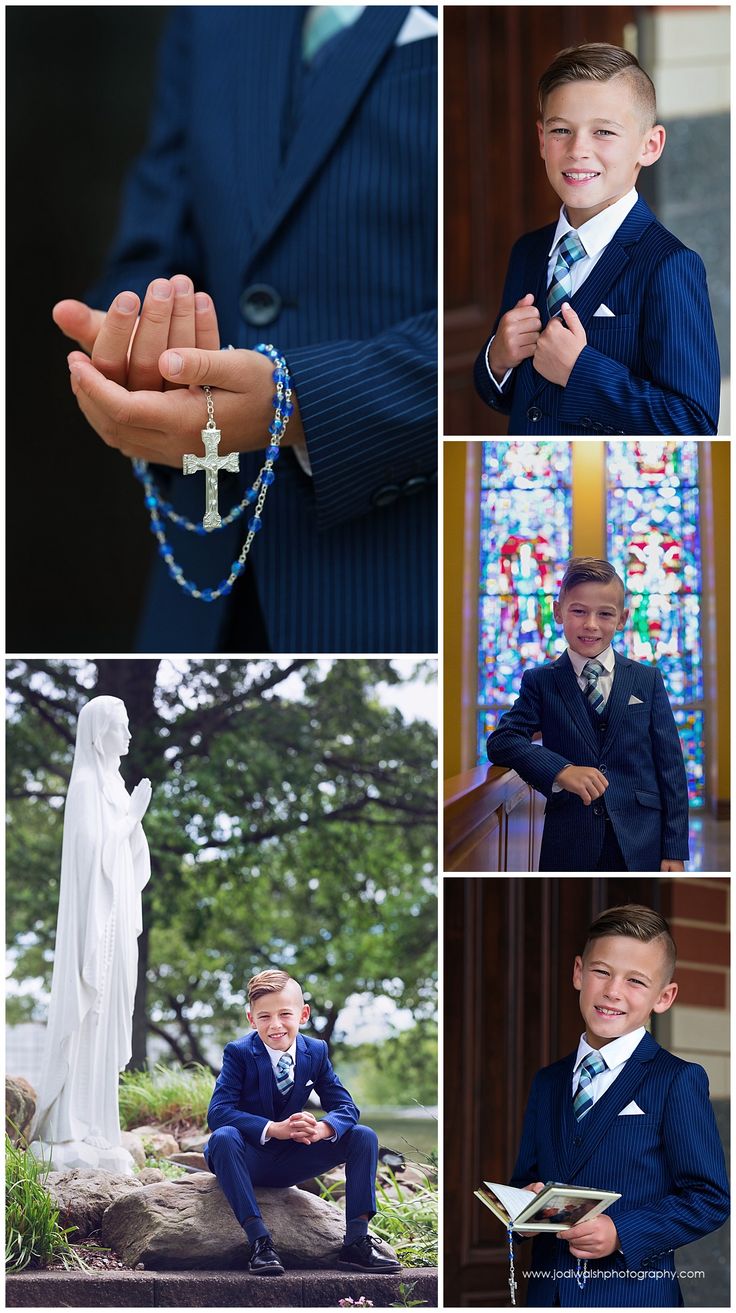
left=207, top=1041, right=270, bottom=1146
left=472, top=233, right=529, bottom=416
left=86, top=10, right=437, bottom=534
left=310, top=1042, right=361, bottom=1141
left=613, top=1063, right=729, bottom=1269
left=561, top=248, right=719, bottom=436
left=649, top=668, right=690, bottom=861
left=486, top=671, right=571, bottom=797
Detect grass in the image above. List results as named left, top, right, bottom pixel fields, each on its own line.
left=371, top=1166, right=438, bottom=1268
left=5, top=1135, right=89, bottom=1274
left=118, top=1063, right=213, bottom=1129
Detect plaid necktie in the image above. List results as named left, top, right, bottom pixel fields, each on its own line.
left=547, top=232, right=586, bottom=317
left=582, top=659, right=606, bottom=716
left=275, top=1053, right=295, bottom=1095
left=573, top=1051, right=607, bottom=1121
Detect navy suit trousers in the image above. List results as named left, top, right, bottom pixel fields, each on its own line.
left=205, top=1123, right=379, bottom=1227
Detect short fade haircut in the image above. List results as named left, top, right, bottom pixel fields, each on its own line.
left=559, top=557, right=625, bottom=607
left=538, top=43, right=657, bottom=130
left=247, top=969, right=298, bottom=1004
left=583, top=904, right=677, bottom=984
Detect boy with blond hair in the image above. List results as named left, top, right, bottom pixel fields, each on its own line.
left=204, top=969, right=399, bottom=1276
left=474, top=43, right=719, bottom=435
left=487, top=557, right=689, bottom=871
left=511, top=904, right=729, bottom=1306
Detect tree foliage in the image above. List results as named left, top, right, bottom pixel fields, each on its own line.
left=7, top=660, right=437, bottom=1074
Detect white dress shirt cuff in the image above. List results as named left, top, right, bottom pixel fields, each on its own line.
left=260, top=1122, right=272, bottom=1145
left=485, top=336, right=513, bottom=392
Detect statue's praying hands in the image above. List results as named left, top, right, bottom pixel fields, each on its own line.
left=53, top=276, right=302, bottom=466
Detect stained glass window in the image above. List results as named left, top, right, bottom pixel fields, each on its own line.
left=477, top=442, right=572, bottom=760
left=606, top=441, right=703, bottom=806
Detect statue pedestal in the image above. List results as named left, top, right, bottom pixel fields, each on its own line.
left=29, top=1139, right=135, bottom=1175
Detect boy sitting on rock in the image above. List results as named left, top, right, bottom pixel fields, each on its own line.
left=204, top=969, right=400, bottom=1276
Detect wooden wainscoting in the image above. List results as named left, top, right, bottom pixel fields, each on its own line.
left=444, top=765, right=545, bottom=872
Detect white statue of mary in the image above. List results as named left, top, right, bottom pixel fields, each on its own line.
left=30, top=696, right=152, bottom=1174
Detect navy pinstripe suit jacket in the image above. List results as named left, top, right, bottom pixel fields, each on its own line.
left=486, top=650, right=689, bottom=871
left=88, top=6, right=437, bottom=652
left=206, top=1032, right=359, bottom=1147
left=510, top=1031, right=729, bottom=1306
left=474, top=196, right=719, bottom=435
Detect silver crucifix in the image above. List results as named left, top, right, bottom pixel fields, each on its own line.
left=183, top=419, right=240, bottom=531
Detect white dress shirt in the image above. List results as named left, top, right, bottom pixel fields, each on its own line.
left=486, top=188, right=640, bottom=391
left=572, top=1026, right=647, bottom=1106
left=260, top=1039, right=298, bottom=1144
left=551, top=644, right=615, bottom=791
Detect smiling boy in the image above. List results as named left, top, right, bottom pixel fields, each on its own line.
left=511, top=904, right=729, bottom=1306
left=474, top=43, right=720, bottom=435
left=487, top=557, right=689, bottom=871
left=203, top=970, right=399, bottom=1275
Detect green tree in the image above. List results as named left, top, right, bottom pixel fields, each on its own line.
left=7, top=659, right=437, bottom=1070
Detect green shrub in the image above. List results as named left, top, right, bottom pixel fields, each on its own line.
left=5, top=1136, right=88, bottom=1273
left=371, top=1167, right=438, bottom=1268
left=118, top=1063, right=213, bottom=1128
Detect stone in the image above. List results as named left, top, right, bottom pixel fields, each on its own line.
left=29, top=1139, right=135, bottom=1176
left=121, top=1132, right=146, bottom=1168
left=168, top=1152, right=208, bottom=1172
left=101, top=1175, right=398, bottom=1271
left=178, top=1131, right=210, bottom=1153
left=128, top=1127, right=180, bottom=1159
left=377, top=1160, right=431, bottom=1198
left=137, top=1168, right=166, bottom=1185
left=45, top=1168, right=145, bottom=1239
left=6, top=1076, right=37, bottom=1145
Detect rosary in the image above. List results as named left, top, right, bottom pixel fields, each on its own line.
left=504, top=1226, right=588, bottom=1306
left=132, top=343, right=292, bottom=602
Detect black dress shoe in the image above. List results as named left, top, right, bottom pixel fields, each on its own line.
left=337, top=1235, right=401, bottom=1272
left=248, top=1235, right=285, bottom=1275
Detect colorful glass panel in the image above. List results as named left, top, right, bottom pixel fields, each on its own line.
left=477, top=442, right=572, bottom=760
left=606, top=441, right=703, bottom=806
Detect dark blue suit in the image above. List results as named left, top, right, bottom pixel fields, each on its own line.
left=89, top=6, right=437, bottom=652
left=204, top=1032, right=378, bottom=1228
left=510, top=1031, right=729, bottom=1306
left=474, top=196, right=719, bottom=435
left=486, top=650, right=689, bottom=871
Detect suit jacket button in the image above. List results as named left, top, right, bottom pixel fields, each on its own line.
left=527, top=406, right=542, bottom=422
left=401, top=475, right=428, bottom=497
left=580, top=417, right=592, bottom=430
left=599, top=763, right=607, bottom=774
left=239, top=283, right=282, bottom=327
left=371, top=484, right=400, bottom=509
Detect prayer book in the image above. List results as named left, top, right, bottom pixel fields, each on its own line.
left=474, top=1180, right=621, bottom=1232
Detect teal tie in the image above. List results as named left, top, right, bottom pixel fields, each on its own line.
left=275, top=1053, right=294, bottom=1095
left=583, top=659, right=606, bottom=716
left=547, top=232, right=586, bottom=317
left=573, top=1051, right=607, bottom=1121
left=302, top=6, right=363, bottom=63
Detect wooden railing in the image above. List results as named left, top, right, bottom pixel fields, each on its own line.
left=444, top=764, right=544, bottom=872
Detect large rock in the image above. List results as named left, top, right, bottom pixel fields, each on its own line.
left=101, top=1175, right=398, bottom=1271
left=45, top=1168, right=144, bottom=1238
left=6, top=1077, right=37, bottom=1145
left=127, top=1126, right=180, bottom=1158
left=168, top=1152, right=208, bottom=1172
left=121, top=1133, right=146, bottom=1168
left=178, top=1131, right=210, bottom=1153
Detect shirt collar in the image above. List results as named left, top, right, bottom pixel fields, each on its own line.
left=574, top=1025, right=647, bottom=1074
left=264, top=1038, right=297, bottom=1069
left=567, top=644, right=615, bottom=678
left=549, top=187, right=639, bottom=260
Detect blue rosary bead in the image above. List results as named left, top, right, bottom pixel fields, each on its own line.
left=269, top=419, right=283, bottom=436
left=231, top=561, right=244, bottom=576
left=248, top=516, right=263, bottom=532
left=195, top=524, right=208, bottom=536
left=266, top=444, right=281, bottom=461
left=262, top=469, right=276, bottom=486
left=201, top=588, right=214, bottom=602
left=245, top=487, right=259, bottom=503
left=283, top=400, right=294, bottom=416
left=145, top=495, right=158, bottom=509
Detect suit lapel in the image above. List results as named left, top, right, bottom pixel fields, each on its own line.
left=282, top=1034, right=313, bottom=1116
left=248, top=6, right=412, bottom=264
left=552, top=653, right=599, bottom=755
left=601, top=651, right=635, bottom=753
left=567, top=1032, right=659, bottom=1179
left=251, top=1034, right=277, bottom=1119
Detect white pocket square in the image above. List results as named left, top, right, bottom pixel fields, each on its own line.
left=628, top=695, right=643, bottom=705
left=593, top=303, right=616, bottom=317
left=618, top=1100, right=645, bottom=1115
left=396, top=8, right=438, bottom=44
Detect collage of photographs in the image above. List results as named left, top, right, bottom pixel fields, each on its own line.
left=4, top=3, right=731, bottom=1312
